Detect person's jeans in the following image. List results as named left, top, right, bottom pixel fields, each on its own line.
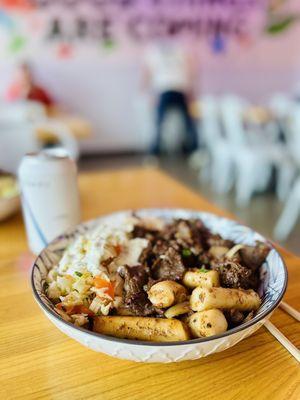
left=150, top=90, right=198, bottom=155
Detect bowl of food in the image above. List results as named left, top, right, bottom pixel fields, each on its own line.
left=31, top=209, right=287, bottom=363
left=0, top=170, right=20, bottom=222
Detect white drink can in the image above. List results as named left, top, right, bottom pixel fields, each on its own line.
left=18, top=149, right=81, bottom=254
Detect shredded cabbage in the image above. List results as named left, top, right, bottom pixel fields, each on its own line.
left=46, top=217, right=148, bottom=318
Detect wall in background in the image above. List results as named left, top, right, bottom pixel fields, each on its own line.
left=1, top=0, right=300, bottom=152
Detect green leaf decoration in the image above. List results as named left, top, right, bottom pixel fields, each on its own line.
left=8, top=34, right=26, bottom=53
left=103, top=38, right=116, bottom=49
left=182, top=248, right=192, bottom=257
left=266, top=15, right=299, bottom=34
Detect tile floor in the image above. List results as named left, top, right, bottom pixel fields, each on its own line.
left=79, top=153, right=300, bottom=256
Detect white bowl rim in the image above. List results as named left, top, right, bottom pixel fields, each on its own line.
left=31, top=208, right=288, bottom=347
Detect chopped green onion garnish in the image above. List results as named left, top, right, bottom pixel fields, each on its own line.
left=75, top=271, right=82, bottom=277
left=199, top=267, right=209, bottom=273
left=182, top=248, right=192, bottom=257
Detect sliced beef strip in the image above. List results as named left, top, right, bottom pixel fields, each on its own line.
left=151, top=246, right=186, bottom=281
left=180, top=251, right=199, bottom=269
left=174, top=219, right=210, bottom=250
left=160, top=219, right=209, bottom=253
left=132, top=225, right=159, bottom=241
left=229, top=310, right=245, bottom=324
left=212, top=261, right=259, bottom=290
left=118, top=264, right=155, bottom=316
left=151, top=221, right=205, bottom=271
left=172, top=220, right=192, bottom=242
left=226, top=310, right=255, bottom=325
left=243, top=310, right=255, bottom=323
left=198, top=251, right=213, bottom=268
left=224, top=309, right=245, bottom=328
left=138, top=241, right=155, bottom=268
left=207, top=234, right=234, bottom=249
left=152, top=238, right=181, bottom=255
left=239, top=242, right=270, bottom=271
left=151, top=239, right=169, bottom=256
left=187, top=219, right=211, bottom=250
left=159, top=220, right=186, bottom=241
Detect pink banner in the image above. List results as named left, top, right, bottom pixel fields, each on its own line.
left=0, top=0, right=268, bottom=59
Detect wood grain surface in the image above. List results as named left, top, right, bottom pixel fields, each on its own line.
left=0, top=167, right=299, bottom=400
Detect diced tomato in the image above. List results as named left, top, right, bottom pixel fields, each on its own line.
left=56, top=303, right=94, bottom=316
left=56, top=303, right=74, bottom=314
left=72, top=305, right=94, bottom=317
left=56, top=302, right=64, bottom=310
left=93, top=276, right=115, bottom=299
left=114, top=244, right=122, bottom=256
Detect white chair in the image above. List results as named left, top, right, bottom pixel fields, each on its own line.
left=268, top=94, right=298, bottom=201
left=274, top=104, right=300, bottom=240
left=274, top=176, right=300, bottom=240
left=220, top=95, right=269, bottom=205
left=269, top=93, right=294, bottom=120
left=220, top=95, right=289, bottom=206
left=0, top=101, right=79, bottom=173
left=199, top=96, right=234, bottom=192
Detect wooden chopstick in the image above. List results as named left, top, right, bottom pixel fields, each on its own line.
left=279, top=301, right=300, bottom=322
left=264, top=320, right=300, bottom=363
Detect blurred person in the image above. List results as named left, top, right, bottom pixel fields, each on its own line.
left=5, top=63, right=54, bottom=108
left=142, top=40, right=198, bottom=155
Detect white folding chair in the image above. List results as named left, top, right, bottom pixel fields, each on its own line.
left=274, top=175, right=300, bottom=240
left=196, top=96, right=234, bottom=192
left=220, top=95, right=288, bottom=206
left=268, top=94, right=298, bottom=201
left=269, top=93, right=294, bottom=119
left=274, top=104, right=300, bottom=240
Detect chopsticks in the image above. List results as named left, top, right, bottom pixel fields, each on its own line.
left=263, top=301, right=300, bottom=363
left=279, top=301, right=300, bottom=322
left=264, top=320, right=300, bottom=363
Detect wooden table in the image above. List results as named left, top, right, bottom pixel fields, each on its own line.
left=0, top=167, right=299, bottom=400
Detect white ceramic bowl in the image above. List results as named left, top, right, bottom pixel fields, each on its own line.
left=31, top=209, right=287, bottom=363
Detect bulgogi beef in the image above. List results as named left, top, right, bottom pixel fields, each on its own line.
left=132, top=224, right=159, bottom=242
left=239, top=242, right=270, bottom=271
left=207, top=234, right=234, bottom=249
left=118, top=265, right=155, bottom=316
left=162, top=219, right=210, bottom=253
left=152, top=245, right=186, bottom=281
left=224, top=309, right=245, bottom=328
left=120, top=217, right=270, bottom=318
left=133, top=219, right=213, bottom=280
left=212, top=261, right=259, bottom=290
